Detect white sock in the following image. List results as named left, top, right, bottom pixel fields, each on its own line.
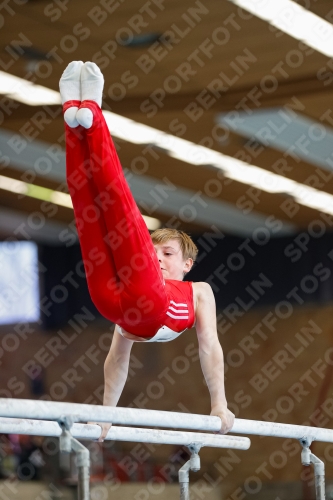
left=59, top=61, right=83, bottom=104
left=59, top=61, right=83, bottom=127
left=76, top=108, right=93, bottom=129
left=81, top=62, right=104, bottom=106
left=64, top=107, right=79, bottom=128
left=76, top=62, right=104, bottom=129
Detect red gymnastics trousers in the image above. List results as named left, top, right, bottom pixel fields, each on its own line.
left=64, top=100, right=195, bottom=338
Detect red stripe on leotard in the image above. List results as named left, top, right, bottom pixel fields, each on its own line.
left=163, top=280, right=195, bottom=333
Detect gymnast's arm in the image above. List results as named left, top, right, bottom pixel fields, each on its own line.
left=104, top=325, right=134, bottom=404
left=95, top=325, right=134, bottom=442
left=195, top=282, right=235, bottom=434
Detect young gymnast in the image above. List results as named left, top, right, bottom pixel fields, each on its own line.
left=59, top=61, right=235, bottom=441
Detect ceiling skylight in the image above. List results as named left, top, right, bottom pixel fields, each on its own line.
left=228, top=0, right=333, bottom=57
left=217, top=108, right=333, bottom=172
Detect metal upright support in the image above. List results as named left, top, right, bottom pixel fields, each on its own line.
left=58, top=416, right=90, bottom=500
left=179, top=444, right=201, bottom=500
left=300, top=438, right=326, bottom=500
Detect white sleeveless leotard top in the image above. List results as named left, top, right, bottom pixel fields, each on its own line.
left=117, top=324, right=185, bottom=343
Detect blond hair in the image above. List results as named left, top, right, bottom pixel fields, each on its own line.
left=150, top=228, right=198, bottom=264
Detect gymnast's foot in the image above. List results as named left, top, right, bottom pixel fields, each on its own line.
left=76, top=62, right=104, bottom=129
left=59, top=61, right=83, bottom=128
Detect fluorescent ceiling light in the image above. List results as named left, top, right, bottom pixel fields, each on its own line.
left=104, top=109, right=333, bottom=215
left=1, top=71, right=333, bottom=216
left=0, top=131, right=295, bottom=236
left=228, top=0, right=333, bottom=57
left=127, top=170, right=296, bottom=235
left=0, top=71, right=61, bottom=105
left=0, top=174, right=72, bottom=207
left=0, top=174, right=161, bottom=230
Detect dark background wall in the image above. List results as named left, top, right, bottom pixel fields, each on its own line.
left=38, top=228, right=333, bottom=330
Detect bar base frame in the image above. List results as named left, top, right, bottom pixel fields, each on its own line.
left=300, top=437, right=326, bottom=500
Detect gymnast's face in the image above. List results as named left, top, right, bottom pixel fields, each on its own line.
left=154, top=239, right=193, bottom=281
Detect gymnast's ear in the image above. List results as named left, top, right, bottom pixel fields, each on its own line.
left=183, top=257, right=194, bottom=276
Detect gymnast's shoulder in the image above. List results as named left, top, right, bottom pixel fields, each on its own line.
left=192, top=281, right=215, bottom=309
